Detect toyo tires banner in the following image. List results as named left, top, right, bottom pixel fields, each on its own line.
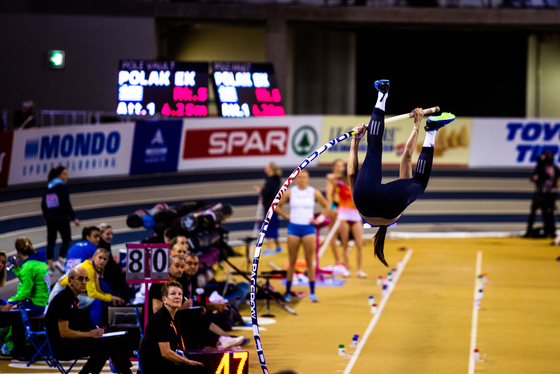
left=469, top=118, right=560, bottom=168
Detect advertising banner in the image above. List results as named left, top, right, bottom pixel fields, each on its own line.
left=8, top=123, right=135, bottom=185
left=129, top=120, right=182, bottom=175
left=469, top=118, right=560, bottom=168
left=320, top=115, right=472, bottom=167
left=178, top=116, right=323, bottom=171
left=0, top=130, right=13, bottom=187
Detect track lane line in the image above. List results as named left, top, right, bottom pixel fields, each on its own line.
left=342, top=249, right=413, bottom=374
left=468, top=250, right=483, bottom=374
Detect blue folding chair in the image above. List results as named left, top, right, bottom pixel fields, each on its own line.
left=134, top=307, right=144, bottom=373
left=134, top=307, right=144, bottom=339
left=18, top=305, right=78, bottom=373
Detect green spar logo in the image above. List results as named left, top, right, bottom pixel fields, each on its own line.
left=291, top=125, right=318, bottom=156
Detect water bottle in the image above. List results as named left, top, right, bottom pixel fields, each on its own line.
left=6, top=255, right=18, bottom=271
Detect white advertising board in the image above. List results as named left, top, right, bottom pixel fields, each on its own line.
left=469, top=118, right=560, bottom=168
left=178, top=116, right=323, bottom=171
left=8, top=122, right=135, bottom=185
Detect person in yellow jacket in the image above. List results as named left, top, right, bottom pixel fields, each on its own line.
left=48, top=248, right=124, bottom=327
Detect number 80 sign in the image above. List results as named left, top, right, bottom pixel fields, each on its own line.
left=125, top=243, right=170, bottom=281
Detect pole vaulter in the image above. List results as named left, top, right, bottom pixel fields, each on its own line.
left=249, top=106, right=440, bottom=374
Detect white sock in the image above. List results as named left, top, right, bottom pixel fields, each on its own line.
left=375, top=90, right=388, bottom=111
left=423, top=130, right=436, bottom=148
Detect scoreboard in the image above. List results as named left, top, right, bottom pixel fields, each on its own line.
left=116, top=60, right=286, bottom=118
left=212, top=61, right=286, bottom=118
left=116, top=60, right=209, bottom=117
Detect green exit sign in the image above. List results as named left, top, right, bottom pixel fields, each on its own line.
left=48, top=50, right=65, bottom=69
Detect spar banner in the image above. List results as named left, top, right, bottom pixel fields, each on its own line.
left=8, top=123, right=135, bottom=185
left=0, top=130, right=14, bottom=187
left=469, top=118, right=560, bottom=168
left=320, top=115, right=472, bottom=167
left=179, top=116, right=323, bottom=171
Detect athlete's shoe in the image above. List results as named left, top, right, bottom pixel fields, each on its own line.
left=424, top=112, right=456, bottom=131
left=309, top=293, right=319, bottom=303
left=218, top=336, right=245, bottom=350
left=356, top=270, right=368, bottom=278
left=262, top=246, right=283, bottom=255
left=374, top=79, right=390, bottom=94
left=284, top=293, right=292, bottom=302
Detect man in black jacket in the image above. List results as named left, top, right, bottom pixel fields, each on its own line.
left=45, top=266, right=132, bottom=374
left=524, top=151, right=560, bottom=238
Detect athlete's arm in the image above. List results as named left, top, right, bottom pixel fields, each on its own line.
left=315, top=189, right=331, bottom=216
left=275, top=189, right=291, bottom=221
left=348, top=123, right=366, bottom=193
left=399, top=108, right=423, bottom=179
left=325, top=174, right=336, bottom=205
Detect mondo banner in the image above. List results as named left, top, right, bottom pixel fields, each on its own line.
left=8, top=123, right=135, bottom=185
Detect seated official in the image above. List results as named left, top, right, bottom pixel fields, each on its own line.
left=45, top=267, right=132, bottom=374
left=149, top=255, right=243, bottom=350
left=139, top=280, right=206, bottom=374
left=49, top=248, right=124, bottom=327
left=181, top=252, right=246, bottom=349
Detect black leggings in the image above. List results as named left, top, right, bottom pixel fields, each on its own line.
left=46, top=219, right=72, bottom=260
left=353, top=107, right=434, bottom=219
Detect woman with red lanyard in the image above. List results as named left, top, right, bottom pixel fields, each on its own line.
left=140, top=280, right=206, bottom=373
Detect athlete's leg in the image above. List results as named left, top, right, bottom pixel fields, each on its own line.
left=353, top=81, right=389, bottom=212
left=301, top=233, right=317, bottom=300
left=412, top=145, right=435, bottom=191
left=361, top=82, right=389, bottom=184
left=383, top=115, right=449, bottom=214
left=285, top=235, right=301, bottom=297
left=58, top=220, right=72, bottom=260
left=410, top=113, right=456, bottom=193
left=351, top=221, right=365, bottom=276
left=326, top=206, right=341, bottom=264
left=339, top=220, right=351, bottom=269
left=301, top=234, right=316, bottom=282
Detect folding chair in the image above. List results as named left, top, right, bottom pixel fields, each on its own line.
left=134, top=307, right=144, bottom=339
left=18, top=305, right=78, bottom=373
left=134, top=307, right=144, bottom=373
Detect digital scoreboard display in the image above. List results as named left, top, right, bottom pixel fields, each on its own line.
left=212, top=62, right=286, bottom=118
left=117, top=60, right=209, bottom=117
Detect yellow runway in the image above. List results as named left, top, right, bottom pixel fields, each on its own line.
left=1, top=237, right=558, bottom=374
left=229, top=237, right=560, bottom=374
